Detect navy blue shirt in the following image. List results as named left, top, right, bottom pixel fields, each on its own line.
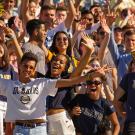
left=47, top=87, right=75, bottom=109
left=120, top=72, right=135, bottom=122
left=0, top=65, right=17, bottom=101
left=69, top=94, right=115, bottom=135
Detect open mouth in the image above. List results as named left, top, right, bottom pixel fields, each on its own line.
left=52, top=65, right=59, bottom=70
left=89, top=88, right=97, bottom=92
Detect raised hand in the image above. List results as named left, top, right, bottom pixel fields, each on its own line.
left=4, top=27, right=16, bottom=38
left=127, top=14, right=135, bottom=27
left=87, top=65, right=113, bottom=81
left=100, top=15, right=110, bottom=33
left=105, top=11, right=116, bottom=27
left=81, top=32, right=95, bottom=53
left=76, top=19, right=87, bottom=32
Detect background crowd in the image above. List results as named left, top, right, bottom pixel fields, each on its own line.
left=0, top=0, right=135, bottom=135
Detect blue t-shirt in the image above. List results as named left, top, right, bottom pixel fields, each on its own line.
left=47, top=87, right=75, bottom=110
left=69, top=94, right=115, bottom=135
left=120, top=72, right=135, bottom=122
left=0, top=65, right=17, bottom=101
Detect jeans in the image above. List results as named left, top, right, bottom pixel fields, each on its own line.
left=13, top=123, right=47, bottom=135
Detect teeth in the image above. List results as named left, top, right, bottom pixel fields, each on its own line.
left=53, top=67, right=59, bottom=69
left=90, top=88, right=97, bottom=91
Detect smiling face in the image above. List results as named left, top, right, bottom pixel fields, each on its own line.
left=40, top=9, right=56, bottom=22
left=124, top=34, right=135, bottom=52
left=36, top=24, right=46, bottom=42
left=4, top=0, right=15, bottom=10
left=86, top=77, right=102, bottom=100
left=91, top=6, right=102, bottom=23
left=19, top=60, right=36, bottom=82
left=51, top=55, right=67, bottom=78
left=56, top=10, right=67, bottom=23
left=90, top=59, right=100, bottom=69
left=55, top=33, right=69, bottom=53
left=29, top=1, right=37, bottom=16
left=81, top=13, right=94, bottom=29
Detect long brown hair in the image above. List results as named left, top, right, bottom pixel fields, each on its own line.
left=0, top=42, right=9, bottom=70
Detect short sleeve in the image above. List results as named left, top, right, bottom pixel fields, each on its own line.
left=0, top=79, right=9, bottom=96
left=104, top=100, right=115, bottom=116
left=119, top=74, right=129, bottom=92
left=42, top=79, right=58, bottom=97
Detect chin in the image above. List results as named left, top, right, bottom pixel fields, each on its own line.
left=51, top=72, right=60, bottom=78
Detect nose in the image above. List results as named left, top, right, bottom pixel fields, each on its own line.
left=55, top=60, right=60, bottom=65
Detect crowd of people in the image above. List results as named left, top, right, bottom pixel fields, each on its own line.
left=0, top=0, right=135, bottom=135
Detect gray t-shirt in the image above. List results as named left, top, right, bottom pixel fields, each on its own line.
left=22, top=42, right=46, bottom=75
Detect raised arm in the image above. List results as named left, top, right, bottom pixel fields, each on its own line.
left=70, top=33, right=94, bottom=78
left=64, top=0, right=76, bottom=29
left=56, top=66, right=108, bottom=88
left=3, top=27, right=23, bottom=62
left=98, top=16, right=111, bottom=64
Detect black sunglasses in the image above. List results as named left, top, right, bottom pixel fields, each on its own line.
left=86, top=80, right=102, bottom=86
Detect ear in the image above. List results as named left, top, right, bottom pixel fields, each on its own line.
left=33, top=29, right=38, bottom=36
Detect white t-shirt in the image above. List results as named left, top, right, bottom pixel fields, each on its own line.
left=0, top=78, right=58, bottom=122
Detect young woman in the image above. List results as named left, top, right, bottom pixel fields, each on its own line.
left=46, top=54, right=76, bottom=135
left=69, top=74, right=120, bottom=135
left=46, top=31, right=78, bottom=73
left=89, top=58, right=114, bottom=102
left=46, top=33, right=94, bottom=135
left=0, top=42, right=17, bottom=135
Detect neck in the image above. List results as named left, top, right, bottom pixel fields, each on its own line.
left=29, top=38, right=38, bottom=45
left=19, top=76, right=31, bottom=84
left=88, top=94, right=100, bottom=101
left=60, top=50, right=67, bottom=55
left=50, top=74, right=60, bottom=78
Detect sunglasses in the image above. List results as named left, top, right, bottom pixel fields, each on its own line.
left=86, top=80, right=102, bottom=86
left=56, top=37, right=68, bottom=42
left=91, top=63, right=100, bottom=68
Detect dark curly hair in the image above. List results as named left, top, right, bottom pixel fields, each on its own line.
left=45, top=54, right=71, bottom=79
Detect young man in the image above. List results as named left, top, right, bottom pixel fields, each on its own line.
left=22, top=19, right=47, bottom=75
left=0, top=52, right=102, bottom=135
left=56, top=6, right=68, bottom=25
left=39, top=2, right=75, bottom=48
left=115, top=72, right=135, bottom=135
left=109, top=29, right=135, bottom=81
